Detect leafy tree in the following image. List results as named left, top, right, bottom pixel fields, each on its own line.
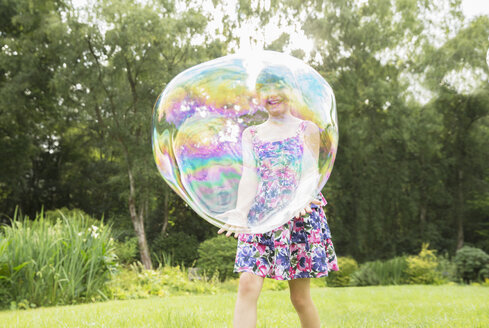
left=52, top=0, right=225, bottom=268
left=0, top=0, right=69, bottom=218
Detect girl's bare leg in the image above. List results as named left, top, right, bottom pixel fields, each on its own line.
left=288, top=278, right=321, bottom=328
left=234, top=272, right=265, bottom=328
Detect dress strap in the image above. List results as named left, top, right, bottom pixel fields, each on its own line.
left=296, top=121, right=308, bottom=136
left=317, top=192, right=327, bottom=206
left=249, top=127, right=258, bottom=144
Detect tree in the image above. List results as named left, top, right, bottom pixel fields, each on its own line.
left=53, top=0, right=225, bottom=268
left=422, top=15, right=489, bottom=250
left=0, top=0, right=70, bottom=218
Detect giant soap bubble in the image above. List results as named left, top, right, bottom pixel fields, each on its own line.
left=152, top=50, right=338, bottom=234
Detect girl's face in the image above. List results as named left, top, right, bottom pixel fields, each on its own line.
left=257, top=79, right=291, bottom=116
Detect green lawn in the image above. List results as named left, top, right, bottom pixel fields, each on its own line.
left=1, top=285, right=488, bottom=327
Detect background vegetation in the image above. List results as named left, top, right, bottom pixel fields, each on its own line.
left=1, top=0, right=489, bottom=315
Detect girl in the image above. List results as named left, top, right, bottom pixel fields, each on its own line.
left=218, top=66, right=339, bottom=328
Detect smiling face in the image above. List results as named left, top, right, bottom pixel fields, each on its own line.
left=257, top=79, right=291, bottom=116
left=255, top=66, right=298, bottom=117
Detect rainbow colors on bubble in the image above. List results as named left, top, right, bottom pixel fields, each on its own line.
left=152, top=50, right=338, bottom=233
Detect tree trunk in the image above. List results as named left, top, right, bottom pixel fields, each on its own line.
left=419, top=202, right=427, bottom=238
left=128, top=167, right=153, bottom=269
left=161, top=191, right=169, bottom=234
left=456, top=168, right=464, bottom=251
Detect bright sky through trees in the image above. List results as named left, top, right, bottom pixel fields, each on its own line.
left=70, top=0, right=488, bottom=102
left=72, top=0, right=489, bottom=54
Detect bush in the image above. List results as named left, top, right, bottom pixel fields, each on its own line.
left=326, top=256, right=358, bottom=287
left=114, top=236, right=139, bottom=265
left=107, top=262, right=219, bottom=300
left=44, top=207, right=100, bottom=227
left=351, top=256, right=408, bottom=286
left=403, top=243, right=445, bottom=285
left=436, top=252, right=458, bottom=282
left=454, top=246, right=489, bottom=283
left=0, top=210, right=116, bottom=309
left=197, top=235, right=238, bottom=281
left=350, top=262, right=380, bottom=286
left=480, top=265, right=489, bottom=282
left=151, top=232, right=200, bottom=267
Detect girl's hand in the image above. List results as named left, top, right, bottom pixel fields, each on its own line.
left=293, top=199, right=322, bottom=219
left=216, top=209, right=249, bottom=238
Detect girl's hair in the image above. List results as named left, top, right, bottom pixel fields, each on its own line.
left=255, top=65, right=299, bottom=91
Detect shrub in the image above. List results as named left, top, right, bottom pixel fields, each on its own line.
left=403, top=243, right=444, bottom=285
left=351, top=256, right=407, bottom=286
left=107, top=262, right=219, bottom=300
left=480, top=264, right=489, bottom=282
left=326, top=256, right=358, bottom=287
left=151, top=232, right=200, bottom=267
left=44, top=207, right=100, bottom=226
left=114, top=236, right=139, bottom=265
left=262, top=278, right=289, bottom=291
left=0, top=210, right=116, bottom=309
left=454, top=246, right=489, bottom=283
left=436, top=252, right=458, bottom=282
left=197, top=235, right=238, bottom=281
left=350, top=262, right=380, bottom=286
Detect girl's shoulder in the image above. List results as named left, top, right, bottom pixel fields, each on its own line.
left=300, top=120, right=320, bottom=136
left=243, top=123, right=266, bottom=138
left=300, top=119, right=319, bottom=130
left=242, top=125, right=258, bottom=137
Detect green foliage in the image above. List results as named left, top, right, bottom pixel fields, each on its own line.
left=107, top=262, right=219, bottom=300
left=44, top=207, right=101, bottom=226
left=0, top=211, right=116, bottom=309
left=151, top=232, right=199, bottom=267
left=436, top=252, right=459, bottom=282
left=326, top=256, right=358, bottom=287
left=261, top=278, right=289, bottom=291
left=454, top=246, right=489, bottom=283
left=351, top=256, right=408, bottom=286
left=0, top=0, right=69, bottom=217
left=403, top=243, right=445, bottom=285
left=349, top=244, right=458, bottom=286
left=197, top=235, right=238, bottom=281
left=1, top=0, right=489, bottom=269
left=114, top=237, right=139, bottom=265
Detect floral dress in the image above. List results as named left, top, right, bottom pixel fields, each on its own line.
left=234, top=121, right=339, bottom=280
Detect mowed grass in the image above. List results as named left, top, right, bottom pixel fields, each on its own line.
left=1, top=285, right=488, bottom=328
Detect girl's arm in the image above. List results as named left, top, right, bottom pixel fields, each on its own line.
left=233, top=128, right=259, bottom=215
left=217, top=128, right=258, bottom=235
left=293, top=121, right=321, bottom=217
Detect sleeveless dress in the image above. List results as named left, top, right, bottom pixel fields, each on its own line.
left=234, top=121, right=339, bottom=280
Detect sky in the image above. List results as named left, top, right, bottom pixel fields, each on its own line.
left=72, top=0, right=489, bottom=54
left=71, top=0, right=489, bottom=100
left=461, top=0, right=489, bottom=19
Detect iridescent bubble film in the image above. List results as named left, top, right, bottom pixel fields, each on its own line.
left=152, top=51, right=338, bottom=233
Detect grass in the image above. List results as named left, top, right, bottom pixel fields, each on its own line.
left=0, top=284, right=488, bottom=327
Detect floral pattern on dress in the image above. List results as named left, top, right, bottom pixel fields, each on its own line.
left=246, top=123, right=304, bottom=225
left=234, top=121, right=339, bottom=280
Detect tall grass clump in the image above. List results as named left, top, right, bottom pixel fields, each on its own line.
left=350, top=243, right=449, bottom=286
left=0, top=210, right=116, bottom=309
left=350, top=256, right=408, bottom=286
